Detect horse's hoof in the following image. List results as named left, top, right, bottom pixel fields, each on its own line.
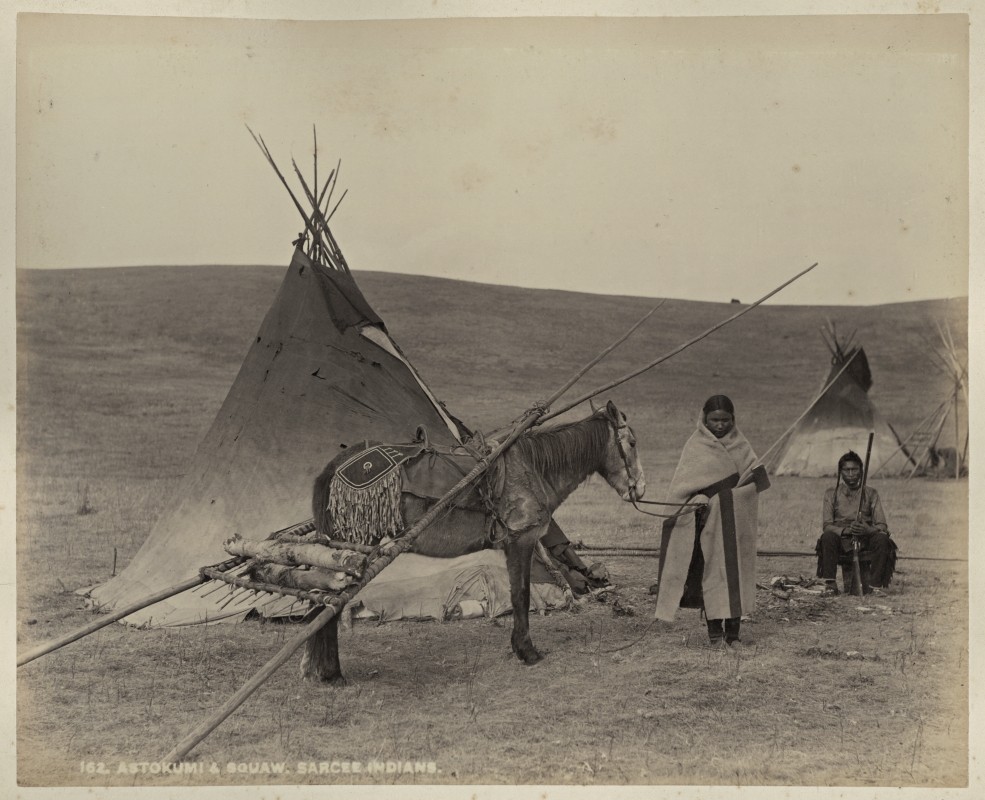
left=302, top=672, right=347, bottom=685
left=520, top=649, right=544, bottom=666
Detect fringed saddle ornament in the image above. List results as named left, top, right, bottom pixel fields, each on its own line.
left=328, top=443, right=425, bottom=545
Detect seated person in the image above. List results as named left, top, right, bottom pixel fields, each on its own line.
left=816, top=450, right=897, bottom=594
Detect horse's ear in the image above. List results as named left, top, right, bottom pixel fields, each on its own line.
left=589, top=399, right=600, bottom=415
left=605, top=399, right=619, bottom=421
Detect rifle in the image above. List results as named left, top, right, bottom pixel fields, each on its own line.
left=851, top=432, right=875, bottom=596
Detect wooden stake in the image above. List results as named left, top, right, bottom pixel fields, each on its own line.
left=199, top=580, right=229, bottom=598
left=217, top=587, right=246, bottom=611
left=232, top=589, right=260, bottom=608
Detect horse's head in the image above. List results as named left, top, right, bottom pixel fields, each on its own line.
left=595, top=400, right=646, bottom=502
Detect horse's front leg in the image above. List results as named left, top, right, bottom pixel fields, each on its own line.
left=299, top=611, right=346, bottom=684
left=505, top=524, right=548, bottom=665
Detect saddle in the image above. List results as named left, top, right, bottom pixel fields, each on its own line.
left=328, top=430, right=489, bottom=545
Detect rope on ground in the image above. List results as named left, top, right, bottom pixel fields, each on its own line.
left=578, top=619, right=659, bottom=656
left=573, top=545, right=966, bottom=562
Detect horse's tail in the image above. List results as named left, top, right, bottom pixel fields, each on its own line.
left=312, top=459, right=338, bottom=537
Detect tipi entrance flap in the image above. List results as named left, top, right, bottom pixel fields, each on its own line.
left=359, top=324, right=462, bottom=443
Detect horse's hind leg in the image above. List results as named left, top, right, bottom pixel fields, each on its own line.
left=505, top=526, right=546, bottom=665
left=300, top=612, right=346, bottom=684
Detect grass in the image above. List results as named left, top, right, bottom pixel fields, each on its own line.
left=16, top=551, right=967, bottom=787
left=14, top=265, right=969, bottom=788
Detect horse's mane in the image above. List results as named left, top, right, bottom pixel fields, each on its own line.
left=511, top=414, right=611, bottom=479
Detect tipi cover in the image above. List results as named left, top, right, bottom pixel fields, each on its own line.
left=86, top=136, right=594, bottom=626
left=763, top=328, right=906, bottom=477
left=85, top=245, right=468, bottom=625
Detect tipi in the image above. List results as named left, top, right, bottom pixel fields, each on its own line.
left=85, top=133, right=592, bottom=626
left=871, top=320, right=968, bottom=478
left=762, top=322, right=907, bottom=477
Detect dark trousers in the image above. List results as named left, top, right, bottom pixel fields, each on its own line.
left=707, top=617, right=741, bottom=643
left=816, top=530, right=894, bottom=587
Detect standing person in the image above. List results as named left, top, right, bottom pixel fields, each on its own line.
left=653, top=395, right=770, bottom=647
left=816, top=450, right=897, bottom=594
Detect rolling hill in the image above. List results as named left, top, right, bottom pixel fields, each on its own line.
left=16, top=264, right=968, bottom=486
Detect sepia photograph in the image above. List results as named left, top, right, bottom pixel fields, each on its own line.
left=5, top=2, right=979, bottom=798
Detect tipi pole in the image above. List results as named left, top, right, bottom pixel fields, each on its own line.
left=549, top=301, right=665, bottom=403
left=319, top=159, right=340, bottom=212
left=246, top=127, right=322, bottom=248
left=757, top=353, right=856, bottom=468
left=17, top=574, right=208, bottom=667
left=312, top=125, right=319, bottom=263
left=871, top=396, right=949, bottom=477
left=540, top=263, right=818, bottom=422
left=163, top=603, right=339, bottom=764
left=291, top=160, right=336, bottom=265
left=953, top=382, right=962, bottom=479
left=164, top=307, right=668, bottom=761
left=162, top=413, right=541, bottom=763
left=906, top=402, right=952, bottom=480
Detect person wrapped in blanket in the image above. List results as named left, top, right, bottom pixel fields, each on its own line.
left=652, top=395, right=770, bottom=647
left=816, top=450, right=897, bottom=595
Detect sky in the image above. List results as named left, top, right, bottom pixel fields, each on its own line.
left=10, top=7, right=973, bottom=306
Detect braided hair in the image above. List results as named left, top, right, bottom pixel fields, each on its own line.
left=834, top=450, right=864, bottom=495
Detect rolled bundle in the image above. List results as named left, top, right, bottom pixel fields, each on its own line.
left=251, top=563, right=353, bottom=593
left=223, top=534, right=366, bottom=576
left=272, top=531, right=377, bottom=555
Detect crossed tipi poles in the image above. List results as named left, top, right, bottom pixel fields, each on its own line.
left=873, top=319, right=968, bottom=479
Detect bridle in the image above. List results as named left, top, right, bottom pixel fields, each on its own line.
left=608, top=412, right=704, bottom=520
left=608, top=412, right=643, bottom=503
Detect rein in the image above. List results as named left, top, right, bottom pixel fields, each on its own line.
left=627, top=497, right=704, bottom=519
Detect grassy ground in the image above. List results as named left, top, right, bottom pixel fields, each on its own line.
left=14, top=266, right=969, bottom=788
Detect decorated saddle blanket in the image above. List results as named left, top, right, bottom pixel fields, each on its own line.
left=334, top=444, right=427, bottom=490
left=328, top=439, right=487, bottom=545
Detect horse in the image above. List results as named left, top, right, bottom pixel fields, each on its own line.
left=301, top=399, right=645, bottom=682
